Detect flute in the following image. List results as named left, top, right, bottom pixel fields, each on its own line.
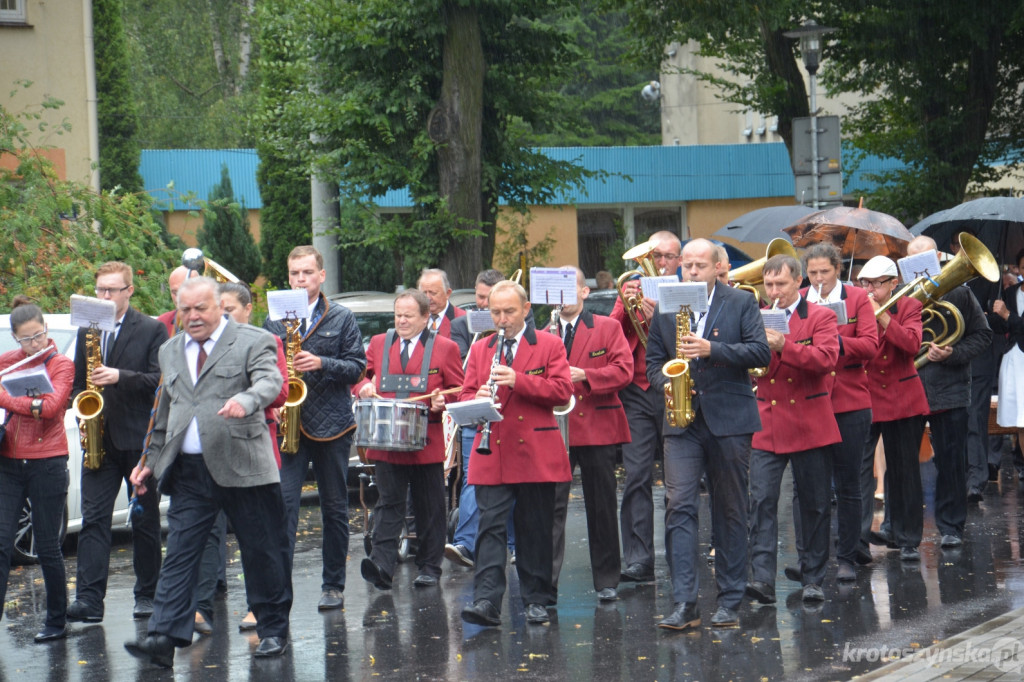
left=476, top=328, right=505, bottom=455
left=0, top=344, right=54, bottom=378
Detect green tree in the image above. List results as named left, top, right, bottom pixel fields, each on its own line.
left=197, top=164, right=262, bottom=283
left=0, top=93, right=175, bottom=313
left=93, top=0, right=143, bottom=191
left=261, top=0, right=602, bottom=287
left=615, top=0, right=1024, bottom=219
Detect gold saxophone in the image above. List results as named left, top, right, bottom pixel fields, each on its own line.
left=279, top=318, right=308, bottom=454
left=73, top=326, right=105, bottom=469
left=662, top=306, right=695, bottom=428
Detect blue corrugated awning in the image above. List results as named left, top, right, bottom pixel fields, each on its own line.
left=140, top=149, right=262, bottom=210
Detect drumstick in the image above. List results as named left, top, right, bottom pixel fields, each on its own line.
left=402, top=386, right=462, bottom=403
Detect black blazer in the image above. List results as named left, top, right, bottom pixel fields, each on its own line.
left=73, top=306, right=168, bottom=452
left=646, top=280, right=770, bottom=438
left=1001, top=282, right=1024, bottom=353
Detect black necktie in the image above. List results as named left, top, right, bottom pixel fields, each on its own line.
left=401, top=339, right=411, bottom=371
left=504, top=338, right=515, bottom=366
left=562, top=322, right=574, bottom=359
left=102, top=322, right=120, bottom=363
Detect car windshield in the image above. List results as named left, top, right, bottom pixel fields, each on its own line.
left=0, top=327, right=77, bottom=355
left=353, top=312, right=395, bottom=349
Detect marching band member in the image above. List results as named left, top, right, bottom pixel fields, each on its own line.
left=745, top=255, right=841, bottom=605
left=858, top=256, right=930, bottom=562
left=646, top=238, right=769, bottom=630
left=906, top=236, right=991, bottom=548
left=69, top=262, right=167, bottom=624
left=613, top=230, right=680, bottom=584
left=419, top=268, right=466, bottom=338
left=355, top=289, right=464, bottom=589
left=459, top=281, right=573, bottom=627
left=550, top=267, right=633, bottom=602
left=801, top=243, right=878, bottom=579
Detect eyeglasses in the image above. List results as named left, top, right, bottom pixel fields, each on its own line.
left=652, top=251, right=680, bottom=261
left=13, top=330, right=47, bottom=345
left=95, top=286, right=130, bottom=296
left=857, top=277, right=894, bottom=289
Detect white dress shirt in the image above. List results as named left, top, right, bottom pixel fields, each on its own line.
left=182, top=316, right=228, bottom=454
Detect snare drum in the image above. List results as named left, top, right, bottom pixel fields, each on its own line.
left=353, top=398, right=429, bottom=452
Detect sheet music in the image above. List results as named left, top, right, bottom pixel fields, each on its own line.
left=657, top=282, right=709, bottom=314
left=467, top=309, right=496, bottom=334
left=529, top=268, right=577, bottom=306
left=819, top=300, right=848, bottom=325
left=898, top=250, right=941, bottom=284
left=1, top=365, right=55, bottom=397
left=445, top=398, right=504, bottom=427
left=761, top=309, right=790, bottom=334
left=266, top=289, right=310, bottom=321
left=640, top=275, right=679, bottom=300
left=69, top=295, right=117, bottom=331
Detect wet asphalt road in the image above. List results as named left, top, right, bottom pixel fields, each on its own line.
left=3, top=442, right=1024, bottom=681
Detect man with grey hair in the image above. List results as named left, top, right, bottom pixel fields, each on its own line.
left=418, top=268, right=466, bottom=338
left=905, top=235, right=991, bottom=548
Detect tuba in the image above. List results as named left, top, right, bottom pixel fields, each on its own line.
left=874, top=232, right=999, bottom=368
left=73, top=325, right=105, bottom=469
left=181, top=247, right=240, bottom=283
left=615, top=240, right=661, bottom=348
left=279, top=317, right=308, bottom=454
left=662, top=306, right=695, bottom=428
left=729, top=238, right=798, bottom=302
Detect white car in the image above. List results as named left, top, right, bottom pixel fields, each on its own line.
left=0, top=314, right=168, bottom=563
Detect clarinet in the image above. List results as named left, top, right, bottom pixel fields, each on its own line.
left=476, top=328, right=505, bottom=455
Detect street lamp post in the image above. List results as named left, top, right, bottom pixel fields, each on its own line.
left=785, top=20, right=835, bottom=209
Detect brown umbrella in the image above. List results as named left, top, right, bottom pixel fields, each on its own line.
left=783, top=204, right=915, bottom=261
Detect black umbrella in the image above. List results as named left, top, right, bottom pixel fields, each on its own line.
left=911, top=196, right=1024, bottom=265
left=712, top=205, right=814, bottom=244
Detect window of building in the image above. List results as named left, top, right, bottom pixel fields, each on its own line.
left=576, top=209, right=623, bottom=279
left=0, top=0, right=26, bottom=23
left=635, top=208, right=683, bottom=241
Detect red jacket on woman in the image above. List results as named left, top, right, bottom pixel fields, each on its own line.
left=0, top=341, right=75, bottom=459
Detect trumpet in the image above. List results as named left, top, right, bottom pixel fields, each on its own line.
left=616, top=240, right=661, bottom=348
left=729, top=238, right=798, bottom=302
left=662, top=306, right=695, bottom=428
left=279, top=317, right=308, bottom=454
left=73, top=325, right=105, bottom=470
left=874, top=232, right=999, bottom=368
left=476, top=328, right=505, bottom=455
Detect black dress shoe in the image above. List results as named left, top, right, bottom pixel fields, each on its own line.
left=361, top=558, right=393, bottom=590
left=836, top=562, right=857, bottom=582
left=124, top=634, right=175, bottom=668
left=34, top=625, right=68, bottom=643
left=900, top=546, right=921, bottom=562
left=658, top=602, right=700, bottom=631
left=745, top=581, right=776, bottom=604
left=967, top=489, right=984, bottom=503
left=854, top=548, right=874, bottom=565
left=133, top=597, right=154, bottom=620
left=461, top=599, right=501, bottom=627
left=525, top=603, right=549, bottom=624
left=710, top=606, right=739, bottom=627
left=66, top=600, right=103, bottom=623
left=318, top=588, right=344, bottom=610
left=802, top=584, right=825, bottom=602
left=869, top=530, right=897, bottom=548
left=413, top=574, right=439, bottom=587
left=597, top=587, right=618, bottom=602
left=783, top=566, right=802, bottom=582
left=620, top=562, right=654, bottom=583
left=254, top=636, right=289, bottom=658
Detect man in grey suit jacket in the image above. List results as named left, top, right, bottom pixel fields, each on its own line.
left=125, top=277, right=292, bottom=668
left=646, top=238, right=770, bottom=631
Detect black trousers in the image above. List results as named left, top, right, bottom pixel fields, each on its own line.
left=148, top=454, right=292, bottom=646
left=864, top=417, right=926, bottom=549
left=930, top=407, right=969, bottom=538
left=552, top=444, right=621, bottom=592
left=76, top=445, right=162, bottom=608
left=474, top=482, right=556, bottom=610
left=370, top=460, right=446, bottom=579
left=618, top=383, right=664, bottom=570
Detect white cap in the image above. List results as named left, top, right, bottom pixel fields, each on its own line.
left=858, top=255, right=897, bottom=280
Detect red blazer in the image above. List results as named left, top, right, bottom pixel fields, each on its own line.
left=866, top=297, right=929, bottom=422
left=556, top=311, right=632, bottom=447
left=753, top=298, right=841, bottom=454
left=157, top=309, right=177, bottom=337
left=432, top=303, right=467, bottom=339
left=354, top=331, right=464, bottom=465
left=609, top=295, right=649, bottom=390
left=800, top=284, right=878, bottom=414
left=461, top=326, right=573, bottom=484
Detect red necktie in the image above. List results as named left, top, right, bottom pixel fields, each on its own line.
left=196, top=342, right=208, bottom=375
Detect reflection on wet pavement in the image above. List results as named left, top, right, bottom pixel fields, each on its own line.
left=2, top=446, right=1024, bottom=680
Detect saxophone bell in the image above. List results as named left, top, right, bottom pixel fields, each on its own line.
left=663, top=306, right=695, bottom=428
left=74, top=324, right=106, bottom=469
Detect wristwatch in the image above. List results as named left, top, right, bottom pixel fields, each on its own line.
left=30, top=398, right=42, bottom=419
